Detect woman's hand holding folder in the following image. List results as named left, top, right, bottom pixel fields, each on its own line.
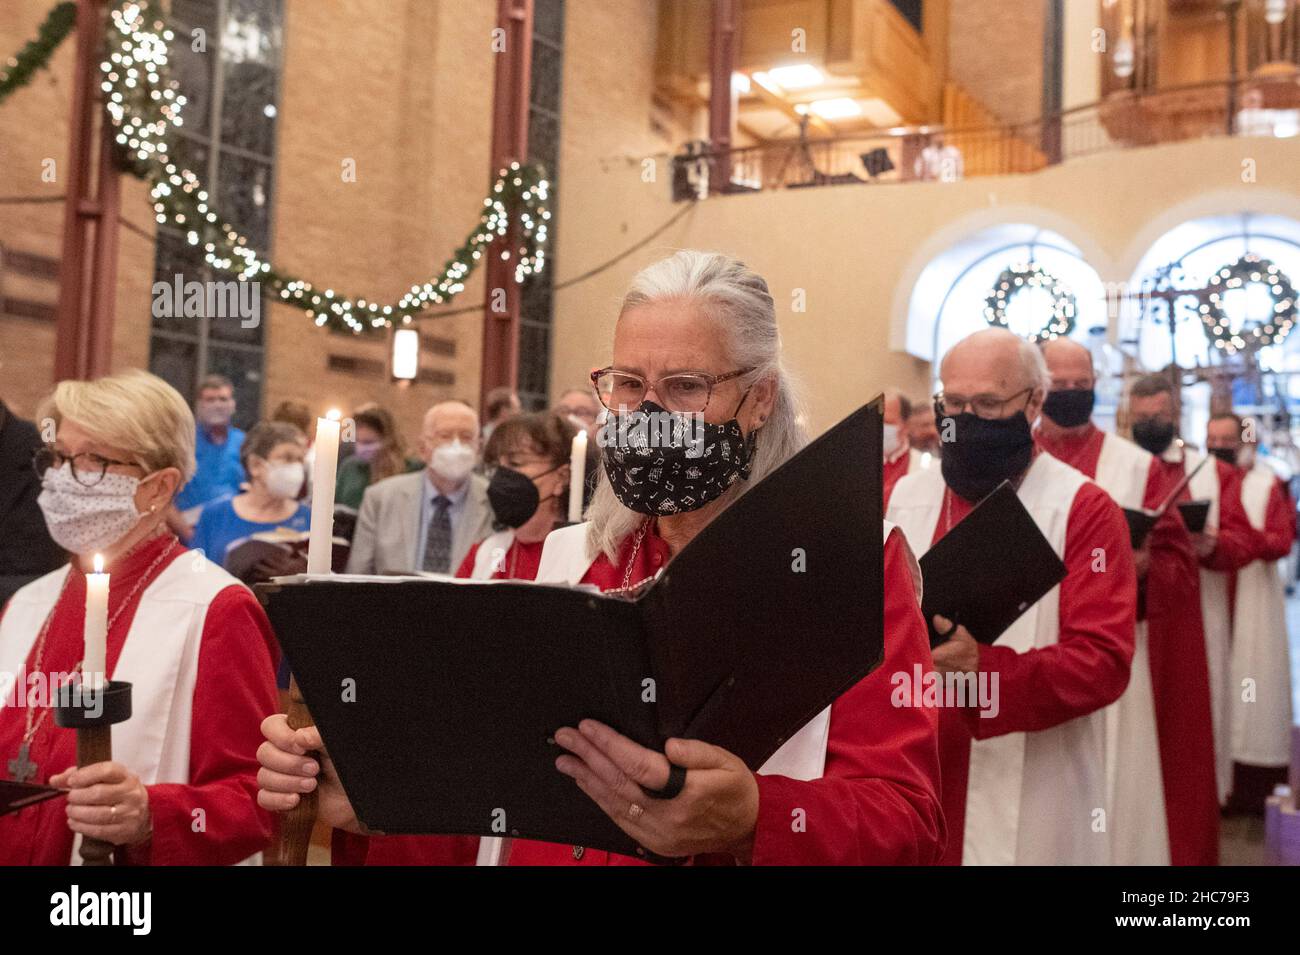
left=257, top=714, right=361, bottom=834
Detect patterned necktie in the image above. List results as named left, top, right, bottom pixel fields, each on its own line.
left=423, top=494, right=453, bottom=573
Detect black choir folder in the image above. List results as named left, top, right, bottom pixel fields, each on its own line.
left=0, top=780, right=63, bottom=817
left=257, top=400, right=885, bottom=861
left=919, top=481, right=1067, bottom=649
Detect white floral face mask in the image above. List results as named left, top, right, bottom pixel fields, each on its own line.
left=37, top=463, right=145, bottom=555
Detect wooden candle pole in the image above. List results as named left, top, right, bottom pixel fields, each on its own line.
left=265, top=675, right=318, bottom=867
left=75, top=725, right=115, bottom=865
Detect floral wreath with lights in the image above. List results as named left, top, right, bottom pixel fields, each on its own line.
left=1199, top=254, right=1298, bottom=355
left=983, top=263, right=1077, bottom=343
left=95, top=0, right=549, bottom=335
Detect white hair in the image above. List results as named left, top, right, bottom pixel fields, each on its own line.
left=585, top=250, right=808, bottom=561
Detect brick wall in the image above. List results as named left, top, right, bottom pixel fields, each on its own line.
left=945, top=0, right=1046, bottom=125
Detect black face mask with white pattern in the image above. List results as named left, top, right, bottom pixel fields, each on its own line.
left=601, top=398, right=757, bottom=515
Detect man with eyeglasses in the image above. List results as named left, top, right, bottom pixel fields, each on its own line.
left=888, top=328, right=1136, bottom=865
left=1035, top=339, right=1239, bottom=867
left=0, top=399, right=65, bottom=606
left=882, top=388, right=930, bottom=502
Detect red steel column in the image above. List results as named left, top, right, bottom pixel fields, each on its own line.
left=54, top=0, right=119, bottom=381
left=479, top=0, right=534, bottom=411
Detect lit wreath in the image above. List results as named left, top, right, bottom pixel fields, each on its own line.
left=1200, top=254, right=1298, bottom=355
left=983, top=263, right=1077, bottom=343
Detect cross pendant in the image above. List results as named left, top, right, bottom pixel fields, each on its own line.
left=7, top=743, right=36, bottom=783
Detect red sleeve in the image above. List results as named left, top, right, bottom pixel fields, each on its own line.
left=123, top=585, right=279, bottom=865
left=1259, top=478, right=1297, bottom=560
left=749, top=529, right=945, bottom=865
left=454, top=542, right=480, bottom=579
left=329, top=830, right=480, bottom=866
left=969, top=482, right=1136, bottom=738
left=1202, top=462, right=1261, bottom=572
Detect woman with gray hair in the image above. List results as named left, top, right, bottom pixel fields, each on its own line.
left=0, top=370, right=278, bottom=865
left=258, top=250, right=944, bottom=866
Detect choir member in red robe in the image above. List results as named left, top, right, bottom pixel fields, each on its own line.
left=1035, top=338, right=1168, bottom=864
left=882, top=389, right=932, bottom=502
left=260, top=250, right=946, bottom=865
left=1207, top=413, right=1297, bottom=812
left=1123, top=373, right=1223, bottom=864
left=0, top=370, right=278, bottom=865
left=888, top=329, right=1135, bottom=865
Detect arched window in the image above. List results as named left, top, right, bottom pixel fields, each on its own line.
left=907, top=222, right=1109, bottom=373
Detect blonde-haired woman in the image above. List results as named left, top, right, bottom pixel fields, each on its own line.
left=259, top=251, right=945, bottom=866
left=0, top=369, right=278, bottom=865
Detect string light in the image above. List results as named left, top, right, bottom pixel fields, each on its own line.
left=100, top=0, right=549, bottom=335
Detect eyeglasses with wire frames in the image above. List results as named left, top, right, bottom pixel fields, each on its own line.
left=933, top=387, right=1035, bottom=420
left=33, top=446, right=144, bottom=488
left=590, top=366, right=755, bottom=415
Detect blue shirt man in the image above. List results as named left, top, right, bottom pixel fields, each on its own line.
left=175, top=376, right=246, bottom=515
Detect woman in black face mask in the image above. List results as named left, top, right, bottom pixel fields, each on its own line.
left=458, top=412, right=576, bottom=581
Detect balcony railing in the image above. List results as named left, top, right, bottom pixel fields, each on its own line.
left=670, top=75, right=1300, bottom=199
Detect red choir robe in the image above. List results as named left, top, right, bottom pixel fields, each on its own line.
left=1038, top=427, right=1228, bottom=863
left=0, top=533, right=278, bottom=865
left=337, top=520, right=946, bottom=866
left=883, top=444, right=928, bottom=503
left=1227, top=465, right=1296, bottom=810
left=891, top=449, right=1136, bottom=865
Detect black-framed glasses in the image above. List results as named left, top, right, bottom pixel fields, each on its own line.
left=934, top=387, right=1034, bottom=420
left=591, top=366, right=754, bottom=415
left=33, top=447, right=142, bottom=488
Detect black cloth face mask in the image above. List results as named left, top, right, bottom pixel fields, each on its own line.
left=940, top=410, right=1035, bottom=503
left=1131, top=418, right=1176, bottom=456
left=487, top=464, right=561, bottom=529
left=1209, top=447, right=1238, bottom=466
left=601, top=398, right=756, bottom=515
left=1042, top=388, right=1096, bottom=428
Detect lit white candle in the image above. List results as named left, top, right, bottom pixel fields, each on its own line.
left=568, top=429, right=588, bottom=523
left=84, top=554, right=109, bottom=691
left=307, top=409, right=342, bottom=574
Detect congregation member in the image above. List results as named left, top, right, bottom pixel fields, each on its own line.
left=882, top=388, right=928, bottom=501
left=171, top=375, right=246, bottom=530
left=0, top=370, right=277, bottom=865
left=460, top=411, right=577, bottom=580
left=888, top=328, right=1135, bottom=866
left=481, top=386, right=521, bottom=443
left=1034, top=338, right=1177, bottom=864
left=905, top=399, right=942, bottom=457
left=345, top=401, right=493, bottom=576
left=334, top=404, right=422, bottom=512
left=269, top=399, right=314, bottom=500
left=259, top=250, right=946, bottom=866
left=0, top=396, right=65, bottom=607
left=1125, top=374, right=1231, bottom=863
left=1206, top=412, right=1297, bottom=812
left=553, top=387, right=603, bottom=438
left=188, top=421, right=311, bottom=572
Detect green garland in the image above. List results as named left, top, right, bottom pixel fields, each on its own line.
left=0, top=2, right=77, bottom=107
left=983, top=263, right=1077, bottom=343
left=1200, top=254, right=1298, bottom=355
left=100, top=0, right=549, bottom=335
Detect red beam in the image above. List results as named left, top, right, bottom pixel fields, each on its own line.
left=54, top=0, right=118, bottom=382
left=479, top=0, right=534, bottom=411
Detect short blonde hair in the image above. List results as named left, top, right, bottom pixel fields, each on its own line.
left=37, top=369, right=197, bottom=482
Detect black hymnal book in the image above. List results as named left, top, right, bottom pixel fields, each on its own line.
left=258, top=401, right=885, bottom=860
left=0, top=780, right=63, bottom=817
left=919, top=481, right=1067, bottom=648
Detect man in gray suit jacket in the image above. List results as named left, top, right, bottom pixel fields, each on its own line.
left=346, top=401, right=496, bottom=576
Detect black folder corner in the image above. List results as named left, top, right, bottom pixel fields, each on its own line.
left=0, top=780, right=63, bottom=817
left=1177, top=499, right=1211, bottom=534
left=1123, top=507, right=1159, bottom=550
left=919, top=481, right=1067, bottom=648
left=258, top=399, right=887, bottom=861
